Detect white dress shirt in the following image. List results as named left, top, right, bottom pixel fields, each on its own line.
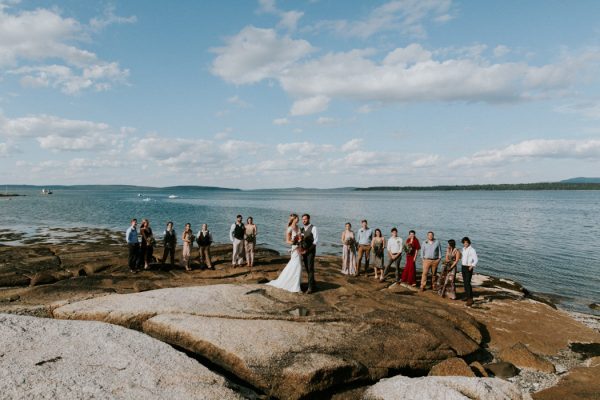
left=461, top=246, right=478, bottom=267
left=387, top=236, right=403, bottom=254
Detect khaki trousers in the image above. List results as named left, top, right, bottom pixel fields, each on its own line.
left=356, top=244, right=371, bottom=273
left=199, top=245, right=212, bottom=267
left=232, top=238, right=245, bottom=266
left=421, top=258, right=441, bottom=289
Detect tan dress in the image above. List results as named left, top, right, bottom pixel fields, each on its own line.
left=341, top=231, right=357, bottom=275
left=244, top=224, right=256, bottom=266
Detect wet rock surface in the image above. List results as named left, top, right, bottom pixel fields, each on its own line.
left=499, top=343, right=556, bottom=374
left=0, top=313, right=242, bottom=400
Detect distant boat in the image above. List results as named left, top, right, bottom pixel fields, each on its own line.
left=137, top=193, right=142, bottom=197
left=168, top=195, right=179, bottom=199
left=142, top=197, right=151, bottom=202
left=41, top=189, right=53, bottom=195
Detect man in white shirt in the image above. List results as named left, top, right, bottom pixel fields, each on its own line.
left=460, top=236, right=478, bottom=307
left=382, top=227, right=403, bottom=285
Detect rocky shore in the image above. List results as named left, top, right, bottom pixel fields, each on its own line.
left=1, top=229, right=599, bottom=399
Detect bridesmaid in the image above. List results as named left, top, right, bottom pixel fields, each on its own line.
left=371, top=229, right=385, bottom=280
left=400, top=229, right=420, bottom=286
left=438, top=239, right=461, bottom=299
left=244, top=217, right=257, bottom=269
left=140, top=219, right=154, bottom=270
left=341, top=222, right=357, bottom=275
left=181, top=223, right=193, bottom=271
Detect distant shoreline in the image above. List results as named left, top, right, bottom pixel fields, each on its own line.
left=356, top=182, right=600, bottom=191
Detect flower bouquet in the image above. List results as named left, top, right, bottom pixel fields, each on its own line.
left=246, top=233, right=256, bottom=243
left=402, top=243, right=413, bottom=254
left=344, top=237, right=356, bottom=247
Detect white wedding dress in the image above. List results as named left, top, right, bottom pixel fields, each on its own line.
left=267, top=226, right=302, bottom=293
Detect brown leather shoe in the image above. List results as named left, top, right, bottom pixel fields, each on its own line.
left=465, top=298, right=474, bottom=307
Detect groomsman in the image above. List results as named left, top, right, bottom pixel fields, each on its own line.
left=420, top=231, right=442, bottom=291
left=229, top=215, right=245, bottom=267
left=125, top=218, right=140, bottom=273
left=461, top=237, right=478, bottom=307
left=301, top=214, right=318, bottom=293
left=356, top=219, right=373, bottom=276
left=382, top=227, right=403, bottom=285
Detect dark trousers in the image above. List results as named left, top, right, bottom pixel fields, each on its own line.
left=302, top=250, right=316, bottom=290
left=162, top=246, right=175, bottom=267
left=128, top=243, right=140, bottom=270
left=462, top=265, right=473, bottom=300
left=383, top=254, right=402, bottom=282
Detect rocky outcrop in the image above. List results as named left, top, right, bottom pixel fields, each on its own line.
left=532, top=357, right=600, bottom=400
left=53, top=284, right=483, bottom=399
left=363, top=376, right=532, bottom=400
left=428, top=357, right=475, bottom=377
left=499, top=342, right=556, bottom=373
left=0, top=313, right=241, bottom=399
left=485, top=361, right=520, bottom=378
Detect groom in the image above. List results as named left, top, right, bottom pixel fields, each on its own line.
left=300, top=214, right=318, bottom=293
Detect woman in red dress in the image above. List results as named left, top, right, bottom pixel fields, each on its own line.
left=401, top=230, right=420, bottom=286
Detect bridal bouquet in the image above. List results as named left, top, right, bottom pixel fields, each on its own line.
left=246, top=233, right=256, bottom=243
left=292, top=235, right=302, bottom=246
left=402, top=243, right=413, bottom=254
left=344, top=237, right=356, bottom=247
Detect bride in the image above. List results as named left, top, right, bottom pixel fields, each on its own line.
left=267, top=213, right=302, bottom=293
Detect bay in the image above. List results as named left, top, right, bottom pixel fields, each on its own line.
left=1, top=186, right=599, bottom=315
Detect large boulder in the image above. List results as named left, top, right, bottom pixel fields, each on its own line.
left=54, top=284, right=483, bottom=399
left=428, top=357, right=475, bottom=377
left=363, top=376, right=532, bottom=400
left=0, top=313, right=241, bottom=400
left=498, top=342, right=556, bottom=373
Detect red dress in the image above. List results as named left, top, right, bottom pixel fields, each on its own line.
left=401, top=237, right=420, bottom=285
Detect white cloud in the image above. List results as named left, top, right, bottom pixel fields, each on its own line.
left=411, top=154, right=439, bottom=167
left=272, top=117, right=290, bottom=125
left=450, top=139, right=600, bottom=168
left=211, top=26, right=313, bottom=84
left=555, top=101, right=600, bottom=120
left=0, top=4, right=131, bottom=94
left=0, top=113, right=129, bottom=152
left=276, top=141, right=335, bottom=156
left=308, top=0, right=453, bottom=39
left=0, top=141, right=20, bottom=156
left=290, top=95, right=330, bottom=116
left=316, top=116, right=336, bottom=125
left=89, top=5, right=137, bottom=31
left=341, top=138, right=363, bottom=152
left=493, top=45, right=511, bottom=58
left=257, top=0, right=304, bottom=32
left=227, top=95, right=250, bottom=108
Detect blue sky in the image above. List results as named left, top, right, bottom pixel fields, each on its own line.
left=1, top=0, right=600, bottom=188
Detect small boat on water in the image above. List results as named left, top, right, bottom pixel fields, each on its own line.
left=142, top=197, right=151, bottom=202
left=41, top=189, right=53, bottom=195
left=168, top=195, right=179, bottom=199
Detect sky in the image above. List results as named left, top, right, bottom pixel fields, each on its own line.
left=1, top=0, right=600, bottom=189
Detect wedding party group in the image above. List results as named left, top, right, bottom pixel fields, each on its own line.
left=124, top=216, right=257, bottom=272
left=338, top=220, right=478, bottom=307
left=124, top=213, right=478, bottom=305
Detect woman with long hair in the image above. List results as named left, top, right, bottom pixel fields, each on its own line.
left=181, top=223, right=193, bottom=271
left=341, top=222, right=357, bottom=275
left=371, top=228, right=385, bottom=280
left=140, top=219, right=154, bottom=270
left=245, top=216, right=257, bottom=269
left=267, top=213, right=302, bottom=292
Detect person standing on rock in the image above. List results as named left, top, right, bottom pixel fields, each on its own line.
left=381, top=227, right=403, bottom=285
left=140, top=219, right=155, bottom=270
left=161, top=221, right=176, bottom=270
left=125, top=218, right=140, bottom=273
left=301, top=214, right=318, bottom=293
left=371, top=229, right=385, bottom=280
left=420, top=231, right=442, bottom=292
left=196, top=224, right=214, bottom=270
left=341, top=222, right=357, bottom=275
left=244, top=217, right=257, bottom=269
left=460, top=237, right=478, bottom=307
left=438, top=239, right=461, bottom=299
left=229, top=215, right=245, bottom=267
left=355, top=219, right=373, bottom=277
left=400, top=230, right=420, bottom=286
left=181, top=223, right=193, bottom=271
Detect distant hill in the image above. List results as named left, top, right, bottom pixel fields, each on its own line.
left=560, top=177, right=600, bottom=184
left=356, top=182, right=600, bottom=191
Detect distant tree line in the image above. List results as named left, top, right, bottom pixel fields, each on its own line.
left=356, top=182, right=600, bottom=191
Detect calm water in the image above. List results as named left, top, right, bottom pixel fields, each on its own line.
left=1, top=186, right=599, bottom=315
